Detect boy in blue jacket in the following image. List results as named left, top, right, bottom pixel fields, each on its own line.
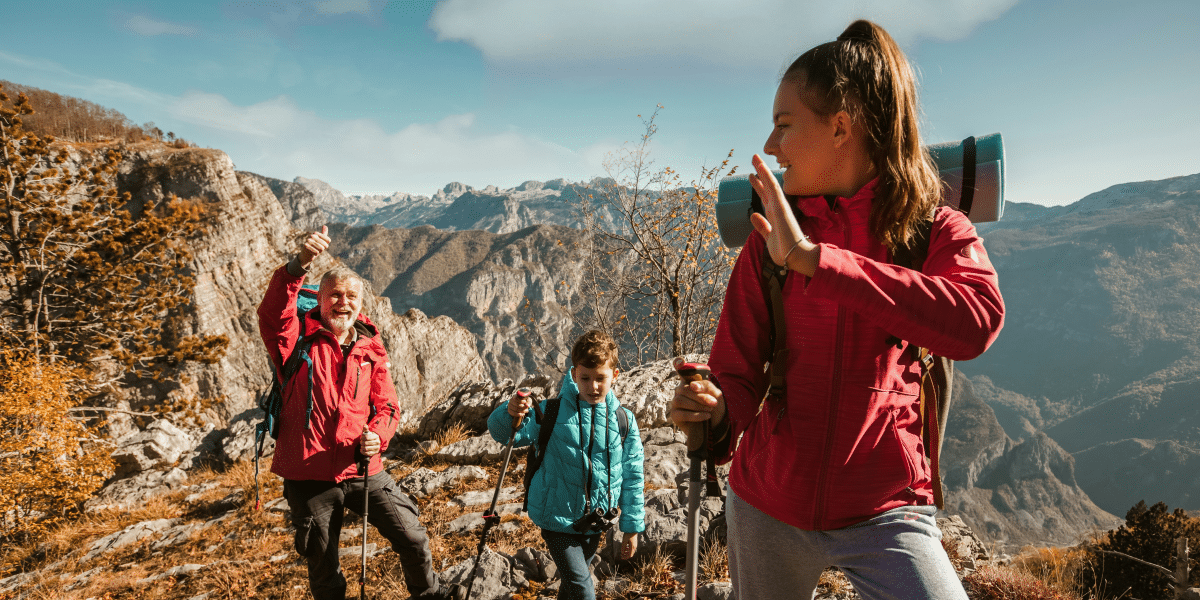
left=488, top=330, right=645, bottom=600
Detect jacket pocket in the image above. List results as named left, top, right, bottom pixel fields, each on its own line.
left=293, top=515, right=317, bottom=556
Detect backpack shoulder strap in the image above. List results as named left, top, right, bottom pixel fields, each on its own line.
left=615, top=406, right=630, bottom=443
left=536, top=396, right=561, bottom=452
left=759, top=244, right=791, bottom=402
left=889, top=208, right=953, bottom=510
left=521, top=396, right=561, bottom=513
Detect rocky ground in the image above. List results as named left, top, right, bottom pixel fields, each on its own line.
left=0, top=362, right=1010, bottom=600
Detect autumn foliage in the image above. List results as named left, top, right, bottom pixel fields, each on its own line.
left=0, top=79, right=191, bottom=146
left=0, top=349, right=112, bottom=542
left=0, top=82, right=227, bottom=375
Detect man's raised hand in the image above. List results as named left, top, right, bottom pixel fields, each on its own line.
left=299, top=225, right=331, bottom=270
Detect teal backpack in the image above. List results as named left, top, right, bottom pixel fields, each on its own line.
left=254, top=284, right=320, bottom=509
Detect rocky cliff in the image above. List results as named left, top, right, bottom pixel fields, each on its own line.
left=941, top=374, right=1121, bottom=550
left=968, top=173, right=1200, bottom=515
left=111, top=144, right=487, bottom=426
left=324, top=221, right=597, bottom=382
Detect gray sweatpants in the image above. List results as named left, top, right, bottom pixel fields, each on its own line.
left=726, top=488, right=968, bottom=600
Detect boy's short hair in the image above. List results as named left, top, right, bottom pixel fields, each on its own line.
left=571, top=330, right=619, bottom=370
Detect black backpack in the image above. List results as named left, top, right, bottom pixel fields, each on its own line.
left=520, top=396, right=632, bottom=513
left=759, top=211, right=953, bottom=509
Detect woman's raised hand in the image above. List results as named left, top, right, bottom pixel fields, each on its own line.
left=748, top=155, right=818, bottom=276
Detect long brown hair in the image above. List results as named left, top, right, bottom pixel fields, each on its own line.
left=782, top=20, right=940, bottom=253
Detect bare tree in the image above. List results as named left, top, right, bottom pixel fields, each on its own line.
left=575, top=107, right=737, bottom=365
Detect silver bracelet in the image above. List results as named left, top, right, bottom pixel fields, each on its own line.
left=783, top=239, right=806, bottom=268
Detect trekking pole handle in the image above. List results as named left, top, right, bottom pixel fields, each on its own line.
left=512, top=388, right=531, bottom=429
left=675, top=363, right=712, bottom=455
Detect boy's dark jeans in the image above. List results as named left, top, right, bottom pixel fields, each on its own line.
left=284, top=472, right=441, bottom=600
left=541, top=529, right=602, bottom=600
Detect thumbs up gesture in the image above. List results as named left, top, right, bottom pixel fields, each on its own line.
left=299, top=225, right=330, bottom=270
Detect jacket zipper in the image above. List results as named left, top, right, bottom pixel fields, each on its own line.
left=813, top=202, right=848, bottom=529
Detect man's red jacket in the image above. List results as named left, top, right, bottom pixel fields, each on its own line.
left=257, top=265, right=401, bottom=482
left=711, top=180, right=1005, bottom=530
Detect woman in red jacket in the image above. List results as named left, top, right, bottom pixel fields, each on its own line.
left=671, top=20, right=1004, bottom=600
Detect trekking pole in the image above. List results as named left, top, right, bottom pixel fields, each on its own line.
left=357, top=448, right=371, bottom=600
left=465, top=388, right=531, bottom=600
left=676, top=362, right=712, bottom=600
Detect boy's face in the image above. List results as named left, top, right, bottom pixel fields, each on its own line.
left=573, top=363, right=619, bottom=405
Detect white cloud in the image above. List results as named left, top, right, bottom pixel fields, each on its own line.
left=122, top=15, right=200, bottom=37
left=430, top=0, right=1018, bottom=74
left=166, top=91, right=605, bottom=194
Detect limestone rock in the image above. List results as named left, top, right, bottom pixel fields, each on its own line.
left=110, top=145, right=485, bottom=430
left=85, top=467, right=189, bottom=513
left=613, top=355, right=707, bottom=429
left=419, top=375, right=555, bottom=438
left=441, top=548, right=530, bottom=600
left=110, top=419, right=195, bottom=478
left=436, top=434, right=508, bottom=464
left=81, top=518, right=178, bottom=562
left=397, top=466, right=488, bottom=499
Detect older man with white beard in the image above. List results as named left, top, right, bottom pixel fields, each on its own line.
left=257, top=226, right=462, bottom=600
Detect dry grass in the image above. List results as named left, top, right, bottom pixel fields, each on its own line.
left=435, top=422, right=472, bottom=448
left=699, top=538, right=728, bottom=583
left=816, top=568, right=854, bottom=597
left=965, top=564, right=1083, bottom=600
left=616, top=546, right=682, bottom=599
left=1010, top=545, right=1092, bottom=596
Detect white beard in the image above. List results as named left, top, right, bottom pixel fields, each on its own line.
left=327, top=314, right=355, bottom=334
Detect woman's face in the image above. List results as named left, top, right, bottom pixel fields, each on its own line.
left=763, top=82, right=841, bottom=197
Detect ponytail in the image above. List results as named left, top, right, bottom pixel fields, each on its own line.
left=782, top=20, right=940, bottom=253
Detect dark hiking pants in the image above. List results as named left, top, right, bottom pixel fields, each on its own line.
left=284, top=472, right=441, bottom=600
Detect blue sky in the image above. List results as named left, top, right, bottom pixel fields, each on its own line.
left=1, top=0, right=1196, bottom=207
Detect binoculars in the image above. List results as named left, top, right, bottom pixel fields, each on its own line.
left=572, top=507, right=621, bottom=533
left=715, top=133, right=1006, bottom=248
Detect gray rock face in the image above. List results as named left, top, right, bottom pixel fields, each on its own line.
left=397, top=466, right=489, bottom=499
left=81, top=518, right=178, bottom=562
left=612, top=355, right=708, bottom=430
left=84, top=467, right=189, bottom=512
left=110, top=419, right=195, bottom=478
left=239, top=172, right=324, bottom=232
left=419, top=375, right=556, bottom=438
left=111, top=145, right=486, bottom=424
left=441, top=548, right=531, bottom=600
left=327, top=221, right=597, bottom=382
left=436, top=434, right=508, bottom=465
left=942, top=373, right=1121, bottom=551
left=968, top=175, right=1200, bottom=514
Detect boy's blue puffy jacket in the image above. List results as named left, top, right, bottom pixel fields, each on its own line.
left=488, top=369, right=645, bottom=535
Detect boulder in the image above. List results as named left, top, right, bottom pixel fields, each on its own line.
left=110, top=419, right=195, bottom=478
left=397, top=466, right=488, bottom=499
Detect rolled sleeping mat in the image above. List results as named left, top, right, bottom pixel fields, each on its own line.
left=715, top=132, right=1005, bottom=248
